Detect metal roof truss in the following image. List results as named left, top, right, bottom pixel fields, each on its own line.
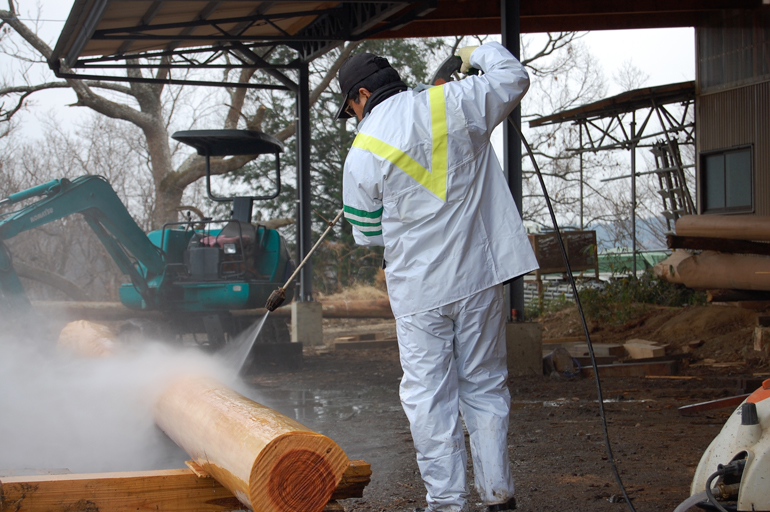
left=51, top=0, right=435, bottom=88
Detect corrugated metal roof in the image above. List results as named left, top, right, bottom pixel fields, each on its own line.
left=51, top=0, right=761, bottom=70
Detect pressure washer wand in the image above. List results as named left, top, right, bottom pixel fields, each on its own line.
left=265, top=208, right=345, bottom=311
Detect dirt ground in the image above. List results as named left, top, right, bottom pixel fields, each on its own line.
left=245, top=304, right=769, bottom=512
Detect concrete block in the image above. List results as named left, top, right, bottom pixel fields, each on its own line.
left=506, top=322, right=543, bottom=377
left=291, top=301, right=323, bottom=347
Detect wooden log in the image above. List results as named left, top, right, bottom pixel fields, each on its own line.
left=707, top=289, right=770, bottom=302
left=667, top=234, right=770, bottom=256
left=654, top=251, right=770, bottom=292
left=154, top=375, right=349, bottom=512
left=57, top=320, right=118, bottom=357
left=675, top=215, right=770, bottom=241
left=0, top=462, right=371, bottom=512
left=33, top=299, right=394, bottom=321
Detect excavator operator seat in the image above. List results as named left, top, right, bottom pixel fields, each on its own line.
left=184, top=221, right=258, bottom=280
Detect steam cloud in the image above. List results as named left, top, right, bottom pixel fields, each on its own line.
left=0, top=323, right=251, bottom=474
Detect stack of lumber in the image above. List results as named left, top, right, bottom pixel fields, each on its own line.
left=656, top=215, right=770, bottom=298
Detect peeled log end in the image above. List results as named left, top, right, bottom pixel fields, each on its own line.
left=252, top=432, right=349, bottom=512
left=58, top=320, right=117, bottom=357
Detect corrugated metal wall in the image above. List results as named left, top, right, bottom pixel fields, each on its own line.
left=697, top=81, right=770, bottom=215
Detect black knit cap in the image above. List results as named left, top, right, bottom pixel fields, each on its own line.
left=335, top=53, right=393, bottom=120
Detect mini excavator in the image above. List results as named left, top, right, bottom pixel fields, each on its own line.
left=0, top=130, right=295, bottom=347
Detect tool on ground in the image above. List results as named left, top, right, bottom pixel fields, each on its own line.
left=265, top=208, right=344, bottom=312
left=432, top=52, right=637, bottom=511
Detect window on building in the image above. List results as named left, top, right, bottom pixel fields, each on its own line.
left=701, top=146, right=753, bottom=214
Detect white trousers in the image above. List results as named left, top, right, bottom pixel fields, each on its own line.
left=396, top=284, right=514, bottom=512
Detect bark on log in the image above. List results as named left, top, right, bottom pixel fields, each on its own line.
left=676, top=215, right=770, bottom=241
left=154, top=375, right=349, bottom=512
left=654, top=250, right=770, bottom=291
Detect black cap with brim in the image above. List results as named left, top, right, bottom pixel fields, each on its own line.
left=335, top=53, right=392, bottom=120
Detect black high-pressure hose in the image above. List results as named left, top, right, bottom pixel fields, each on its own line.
left=510, top=117, right=637, bottom=512
left=704, top=460, right=746, bottom=512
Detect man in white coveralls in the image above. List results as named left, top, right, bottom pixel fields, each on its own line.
left=335, top=42, right=538, bottom=512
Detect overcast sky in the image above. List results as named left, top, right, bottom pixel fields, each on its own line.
left=4, top=1, right=695, bottom=136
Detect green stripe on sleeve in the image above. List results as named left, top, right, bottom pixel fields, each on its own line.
left=344, top=204, right=383, bottom=218
left=346, top=217, right=382, bottom=228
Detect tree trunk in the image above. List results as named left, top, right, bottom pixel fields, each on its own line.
left=154, top=375, right=350, bottom=512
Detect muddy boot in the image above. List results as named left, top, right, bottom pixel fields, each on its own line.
left=488, top=497, right=516, bottom=511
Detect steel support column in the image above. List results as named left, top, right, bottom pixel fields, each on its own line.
left=501, top=0, right=524, bottom=321
left=297, top=62, right=313, bottom=301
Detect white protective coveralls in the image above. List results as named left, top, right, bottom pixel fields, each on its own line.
left=342, top=42, right=538, bottom=511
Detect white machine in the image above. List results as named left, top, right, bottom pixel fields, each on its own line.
left=679, top=379, right=770, bottom=512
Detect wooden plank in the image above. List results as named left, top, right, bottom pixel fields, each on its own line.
left=0, top=469, right=243, bottom=512
left=333, top=338, right=398, bottom=350
left=580, top=360, right=678, bottom=378
left=333, top=333, right=386, bottom=342
left=667, top=234, right=770, bottom=256
left=0, top=462, right=371, bottom=512
left=678, top=394, right=751, bottom=417
left=623, top=339, right=668, bottom=359
left=330, top=460, right=372, bottom=500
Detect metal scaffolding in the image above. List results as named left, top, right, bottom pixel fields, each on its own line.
left=530, top=81, right=696, bottom=275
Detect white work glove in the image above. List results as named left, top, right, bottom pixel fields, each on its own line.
left=457, top=45, right=479, bottom=74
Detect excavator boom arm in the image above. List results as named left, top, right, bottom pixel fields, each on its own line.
left=0, top=176, right=165, bottom=309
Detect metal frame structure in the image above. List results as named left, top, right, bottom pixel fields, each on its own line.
left=530, top=81, right=696, bottom=275
left=49, top=0, right=440, bottom=303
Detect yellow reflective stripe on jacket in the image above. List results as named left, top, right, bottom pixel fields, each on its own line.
left=352, top=85, right=448, bottom=201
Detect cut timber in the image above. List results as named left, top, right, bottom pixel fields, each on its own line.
left=154, top=375, right=349, bottom=512
left=654, top=251, right=770, bottom=292
left=57, top=320, right=117, bottom=357
left=580, top=360, right=678, bottom=378
left=623, top=339, right=668, bottom=359
left=0, top=469, right=242, bottom=512
left=666, top=234, right=770, bottom=256
left=330, top=460, right=373, bottom=500
left=0, top=463, right=371, bottom=512
left=334, top=338, right=398, bottom=350
left=675, top=215, right=770, bottom=241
